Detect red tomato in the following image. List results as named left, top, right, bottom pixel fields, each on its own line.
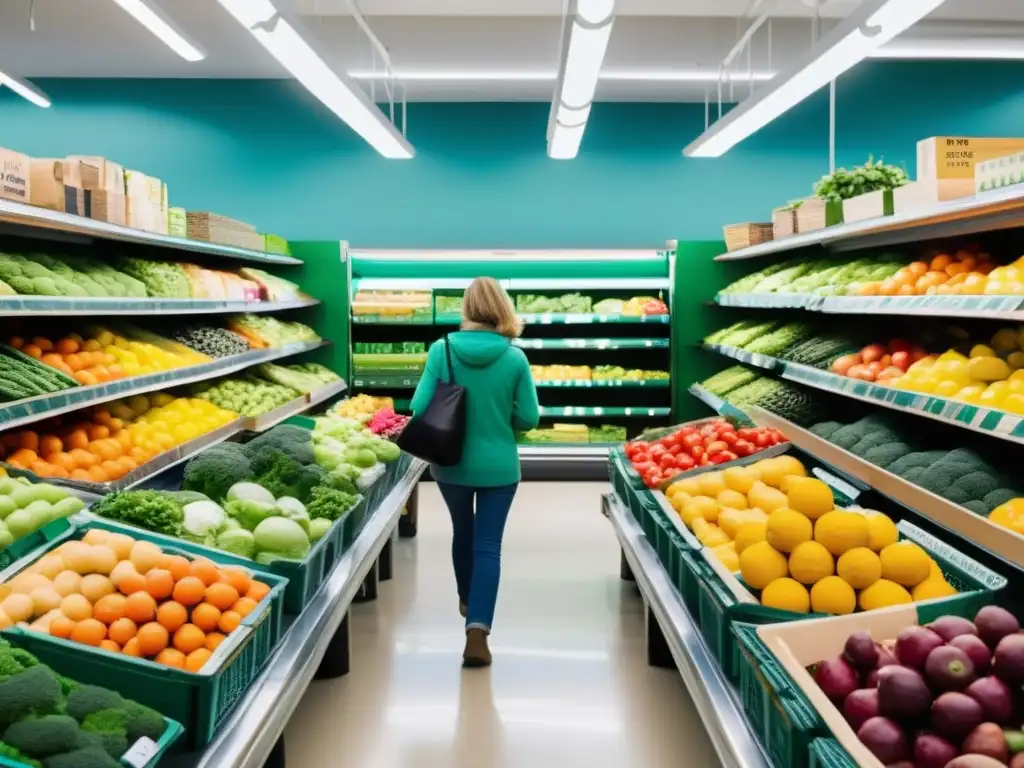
left=650, top=444, right=667, bottom=458
left=657, top=436, right=675, bottom=449
left=711, top=450, right=738, bottom=464
left=663, top=467, right=681, bottom=480
left=689, top=444, right=705, bottom=460
left=668, top=444, right=683, bottom=455
left=658, top=453, right=677, bottom=470
left=624, top=442, right=642, bottom=457
left=633, top=452, right=652, bottom=464
left=733, top=439, right=755, bottom=457
left=705, top=440, right=728, bottom=455
left=675, top=454, right=695, bottom=470
left=737, top=428, right=757, bottom=441
left=720, top=431, right=738, bottom=446
left=682, top=433, right=702, bottom=449
left=644, top=470, right=663, bottom=487
left=633, top=461, right=656, bottom=474
left=680, top=426, right=696, bottom=436
left=770, top=429, right=786, bottom=443
left=699, top=454, right=710, bottom=466
left=755, top=433, right=771, bottom=447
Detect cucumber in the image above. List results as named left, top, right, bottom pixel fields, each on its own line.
left=0, top=359, right=64, bottom=392
left=0, top=345, right=79, bottom=387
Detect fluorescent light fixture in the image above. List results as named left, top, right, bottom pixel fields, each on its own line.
left=217, top=0, right=413, bottom=159
left=0, top=71, right=51, bottom=108
left=547, top=0, right=616, bottom=160
left=109, top=0, right=206, bottom=62
left=685, top=0, right=948, bottom=158
left=872, top=40, right=1024, bottom=59
left=347, top=68, right=774, bottom=83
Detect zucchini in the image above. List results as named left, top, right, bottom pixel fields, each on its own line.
left=0, top=358, right=65, bottom=392
left=0, top=345, right=79, bottom=387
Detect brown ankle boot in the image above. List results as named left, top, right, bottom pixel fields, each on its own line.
left=463, top=628, right=491, bottom=667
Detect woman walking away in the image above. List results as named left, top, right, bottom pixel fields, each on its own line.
left=409, top=277, right=539, bottom=667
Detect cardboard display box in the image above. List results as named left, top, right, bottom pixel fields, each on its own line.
left=917, top=137, right=1024, bottom=185
left=65, top=155, right=125, bottom=195
left=29, top=159, right=87, bottom=216
left=841, top=189, right=894, bottom=223
left=892, top=178, right=976, bottom=213
left=0, top=146, right=30, bottom=204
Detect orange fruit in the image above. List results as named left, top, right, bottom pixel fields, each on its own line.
left=232, top=597, right=257, bottom=618
left=49, top=616, right=76, bottom=639
left=124, top=592, right=157, bottom=624
left=67, top=430, right=90, bottom=451
left=185, top=648, right=212, bottom=673
left=117, top=571, right=147, bottom=596
left=173, top=624, right=206, bottom=655
left=60, top=593, right=93, bottom=622
left=136, top=622, right=169, bottom=657
left=156, top=601, right=188, bottom=633
left=191, top=603, right=221, bottom=633
left=247, top=581, right=270, bottom=602
left=99, top=639, right=121, bottom=653
left=87, top=465, right=109, bottom=483
left=68, top=448, right=97, bottom=469
left=70, top=618, right=107, bottom=647
left=222, top=567, right=251, bottom=597
left=70, top=468, right=92, bottom=481
left=173, top=577, right=206, bottom=607
left=18, top=432, right=39, bottom=452
left=108, top=617, right=138, bottom=646
left=204, top=583, right=239, bottom=612
left=80, top=574, right=115, bottom=603
left=205, top=632, right=226, bottom=651
left=162, top=555, right=191, bottom=582
left=87, top=424, right=110, bottom=441
left=189, top=559, right=220, bottom=587
left=122, top=637, right=142, bottom=657
left=145, top=568, right=174, bottom=600
left=155, top=648, right=187, bottom=668
left=92, top=593, right=127, bottom=625
left=218, top=611, right=241, bottom=634
left=39, top=435, right=63, bottom=456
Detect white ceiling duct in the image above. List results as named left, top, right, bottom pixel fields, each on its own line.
left=685, top=0, right=948, bottom=157
left=547, top=0, right=616, bottom=160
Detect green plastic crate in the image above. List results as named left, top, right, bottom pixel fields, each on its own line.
left=675, top=548, right=707, bottom=618
left=0, top=520, right=288, bottom=750
left=609, top=447, right=645, bottom=490
left=696, top=521, right=1005, bottom=684
left=0, top=517, right=72, bottom=570
left=808, top=738, right=857, bottom=768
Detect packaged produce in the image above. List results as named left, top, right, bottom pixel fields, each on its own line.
left=256, top=362, right=340, bottom=393
left=226, top=315, right=319, bottom=349
left=624, top=419, right=787, bottom=488
left=813, top=156, right=909, bottom=202
left=0, top=636, right=173, bottom=766
left=0, top=526, right=273, bottom=671
left=239, top=268, right=303, bottom=302
left=352, top=290, right=431, bottom=317
left=171, top=324, right=251, bottom=358
left=0, top=345, right=79, bottom=403
left=0, top=472, right=84, bottom=553
left=0, top=252, right=149, bottom=299
left=115, top=258, right=191, bottom=299
left=331, top=394, right=393, bottom=419
left=622, top=296, right=667, bottom=316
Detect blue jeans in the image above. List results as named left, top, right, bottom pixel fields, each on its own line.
left=436, top=481, right=518, bottom=633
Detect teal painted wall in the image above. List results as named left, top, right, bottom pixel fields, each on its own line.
left=2, top=62, right=1023, bottom=247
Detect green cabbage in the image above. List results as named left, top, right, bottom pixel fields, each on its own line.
left=253, top=517, right=310, bottom=560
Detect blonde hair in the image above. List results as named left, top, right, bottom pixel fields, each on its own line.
left=461, top=276, right=522, bottom=338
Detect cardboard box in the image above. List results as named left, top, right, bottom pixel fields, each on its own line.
left=0, top=146, right=30, bottom=204
left=168, top=207, right=187, bottom=238
left=66, top=155, right=125, bottom=194
left=124, top=169, right=166, bottom=233
left=975, top=151, right=1024, bottom=193
left=796, top=197, right=843, bottom=232
left=89, top=191, right=126, bottom=226
left=893, top=178, right=975, bottom=212
left=28, top=159, right=87, bottom=216
left=917, top=136, right=1024, bottom=181
left=841, top=188, right=894, bottom=223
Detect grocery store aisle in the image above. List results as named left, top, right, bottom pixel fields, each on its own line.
left=286, top=482, right=718, bottom=768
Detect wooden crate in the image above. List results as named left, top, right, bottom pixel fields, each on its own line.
left=187, top=211, right=264, bottom=250
left=772, top=207, right=797, bottom=239
left=795, top=198, right=843, bottom=232
left=722, top=222, right=774, bottom=252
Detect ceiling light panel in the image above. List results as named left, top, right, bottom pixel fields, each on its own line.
left=217, top=0, right=414, bottom=159
left=685, top=0, right=948, bottom=158
left=0, top=71, right=51, bottom=108
left=109, top=0, right=206, bottom=62
left=547, top=0, right=616, bottom=160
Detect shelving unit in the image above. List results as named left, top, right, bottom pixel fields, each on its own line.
left=347, top=249, right=676, bottom=479
left=717, top=291, right=1024, bottom=320
left=0, top=296, right=318, bottom=316
left=241, top=379, right=348, bottom=432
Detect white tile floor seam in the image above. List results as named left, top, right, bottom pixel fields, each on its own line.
left=286, top=482, right=719, bottom=768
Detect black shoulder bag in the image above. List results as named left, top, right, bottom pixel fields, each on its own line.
left=396, top=335, right=467, bottom=466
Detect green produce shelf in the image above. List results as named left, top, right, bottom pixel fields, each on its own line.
left=537, top=406, right=671, bottom=418
left=0, top=198, right=302, bottom=265
left=687, top=385, right=756, bottom=425
left=712, top=183, right=1024, bottom=262
left=717, top=291, right=1024, bottom=320
left=700, top=343, right=780, bottom=371
left=0, top=296, right=318, bottom=316
left=0, top=518, right=289, bottom=750
left=515, top=338, right=670, bottom=350
left=604, top=491, right=770, bottom=768
left=702, top=344, right=1024, bottom=448
left=241, top=379, right=348, bottom=432
left=0, top=339, right=328, bottom=432
left=359, top=312, right=670, bottom=325
left=716, top=293, right=816, bottom=309
left=354, top=277, right=671, bottom=291
left=355, top=377, right=668, bottom=390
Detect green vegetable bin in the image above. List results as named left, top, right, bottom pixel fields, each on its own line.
left=0, top=520, right=288, bottom=750
left=0, top=517, right=72, bottom=570
left=0, top=707, right=183, bottom=768
left=697, top=521, right=1005, bottom=684
left=608, top=447, right=645, bottom=491
left=808, top=738, right=857, bottom=768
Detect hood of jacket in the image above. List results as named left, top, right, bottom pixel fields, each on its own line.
left=447, top=330, right=512, bottom=367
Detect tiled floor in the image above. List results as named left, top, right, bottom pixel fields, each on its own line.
left=286, top=481, right=718, bottom=768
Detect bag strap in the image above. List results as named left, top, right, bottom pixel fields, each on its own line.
left=443, top=335, right=456, bottom=384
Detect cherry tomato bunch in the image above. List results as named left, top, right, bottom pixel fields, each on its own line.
left=623, top=419, right=787, bottom=488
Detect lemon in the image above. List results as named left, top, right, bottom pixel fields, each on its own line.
left=739, top=541, right=789, bottom=590
left=859, top=579, right=913, bottom=611
left=717, top=489, right=749, bottom=510
left=748, top=481, right=788, bottom=513
left=718, top=507, right=748, bottom=539
left=814, top=510, right=869, bottom=556
left=669, top=491, right=692, bottom=513
left=766, top=508, right=813, bottom=553
left=691, top=518, right=713, bottom=541
left=723, top=466, right=759, bottom=495
left=698, top=471, right=728, bottom=497
left=879, top=542, right=932, bottom=587
left=788, top=541, right=834, bottom=585
left=810, top=576, right=857, bottom=615
left=761, top=578, right=810, bottom=614
left=772, top=455, right=807, bottom=479
left=734, top=520, right=768, bottom=555
left=755, top=458, right=787, bottom=488
left=711, top=543, right=739, bottom=572
left=682, top=496, right=718, bottom=526
left=865, top=512, right=899, bottom=551
left=702, top=527, right=731, bottom=548
left=911, top=578, right=957, bottom=601
left=786, top=477, right=835, bottom=520
left=836, top=547, right=882, bottom=589
left=669, top=477, right=702, bottom=497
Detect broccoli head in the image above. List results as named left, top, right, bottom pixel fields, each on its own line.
left=122, top=701, right=165, bottom=743
left=920, top=450, right=987, bottom=494
left=182, top=443, right=252, bottom=501
left=41, top=745, right=119, bottom=768
left=950, top=471, right=1000, bottom=503
left=809, top=421, right=844, bottom=440
left=849, top=433, right=894, bottom=458
left=0, top=666, right=63, bottom=729
left=0, top=743, right=42, bottom=768
left=65, top=686, right=123, bottom=723
left=888, top=451, right=947, bottom=477
left=902, top=466, right=927, bottom=484
left=253, top=451, right=326, bottom=504
left=243, top=425, right=314, bottom=467
left=963, top=500, right=990, bottom=516
left=3, top=715, right=82, bottom=758
left=81, top=710, right=128, bottom=759
left=862, top=443, right=911, bottom=469
left=0, top=639, right=37, bottom=680
left=984, top=488, right=1021, bottom=513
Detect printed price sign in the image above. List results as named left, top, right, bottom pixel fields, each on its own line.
left=122, top=737, right=160, bottom=768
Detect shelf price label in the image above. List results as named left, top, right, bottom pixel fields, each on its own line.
left=565, top=313, right=593, bottom=324
left=122, top=738, right=160, bottom=768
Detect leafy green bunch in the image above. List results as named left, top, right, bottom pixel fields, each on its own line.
left=813, top=155, right=909, bottom=202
